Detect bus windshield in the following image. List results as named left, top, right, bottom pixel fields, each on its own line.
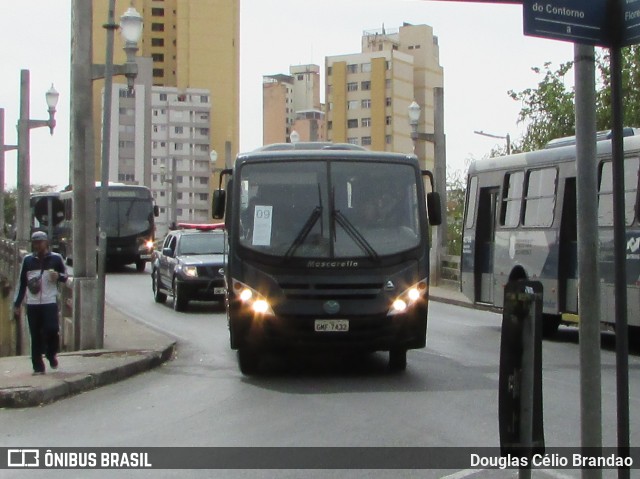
left=237, top=160, right=421, bottom=259
left=102, top=198, right=154, bottom=238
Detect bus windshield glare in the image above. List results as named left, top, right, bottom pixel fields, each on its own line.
left=99, top=197, right=154, bottom=238
left=237, top=160, right=421, bottom=259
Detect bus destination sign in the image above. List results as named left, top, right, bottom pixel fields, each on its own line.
left=523, top=0, right=611, bottom=46
left=623, top=0, right=640, bottom=46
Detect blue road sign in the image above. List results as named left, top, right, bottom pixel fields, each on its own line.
left=623, top=0, right=640, bottom=46
left=523, top=0, right=612, bottom=46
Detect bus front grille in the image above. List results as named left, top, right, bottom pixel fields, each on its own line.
left=279, top=282, right=383, bottom=300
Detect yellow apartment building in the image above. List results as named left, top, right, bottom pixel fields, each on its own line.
left=92, top=0, right=239, bottom=177
left=326, top=23, right=443, bottom=170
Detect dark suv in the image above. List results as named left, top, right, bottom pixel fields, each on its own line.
left=151, top=226, right=226, bottom=311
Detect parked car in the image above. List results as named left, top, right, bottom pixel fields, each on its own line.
left=151, top=224, right=226, bottom=311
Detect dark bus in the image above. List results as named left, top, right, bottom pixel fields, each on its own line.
left=213, top=143, right=442, bottom=374
left=59, top=183, right=158, bottom=272
left=30, top=192, right=65, bottom=253
left=461, top=130, right=640, bottom=338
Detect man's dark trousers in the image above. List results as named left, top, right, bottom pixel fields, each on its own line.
left=26, top=303, right=59, bottom=372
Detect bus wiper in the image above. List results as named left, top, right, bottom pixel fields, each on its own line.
left=284, top=183, right=324, bottom=259
left=332, top=209, right=379, bottom=261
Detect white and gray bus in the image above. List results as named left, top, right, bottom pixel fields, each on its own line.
left=461, top=130, right=640, bottom=338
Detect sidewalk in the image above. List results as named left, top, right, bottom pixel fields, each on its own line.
left=0, top=284, right=477, bottom=409
left=0, top=305, right=176, bottom=408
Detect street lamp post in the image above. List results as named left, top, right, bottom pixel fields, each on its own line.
left=408, top=88, right=447, bottom=286
left=16, top=70, right=59, bottom=248
left=474, top=130, right=512, bottom=155
left=0, top=109, right=18, bottom=237
left=95, top=1, right=143, bottom=348
left=160, top=159, right=177, bottom=229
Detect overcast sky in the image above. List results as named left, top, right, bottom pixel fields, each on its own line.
left=0, top=0, right=575, bottom=190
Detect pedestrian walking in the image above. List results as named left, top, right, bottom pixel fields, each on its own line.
left=13, top=231, right=68, bottom=375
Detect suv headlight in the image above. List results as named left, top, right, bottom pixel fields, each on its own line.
left=232, top=279, right=275, bottom=316
left=180, top=265, right=198, bottom=278
left=387, top=279, right=428, bottom=316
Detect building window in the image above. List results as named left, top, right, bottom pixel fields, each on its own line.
left=200, top=95, right=209, bottom=103
left=177, top=176, right=183, bottom=184
left=347, top=64, right=358, bottom=74
left=385, top=135, right=392, bottom=145
left=152, top=53, right=165, bottom=62
left=153, top=68, right=165, bottom=78
left=297, top=75, right=304, bottom=81
left=348, top=100, right=359, bottom=110
left=151, top=23, right=164, bottom=32
left=386, top=116, right=392, bottom=126
left=151, top=38, right=164, bottom=47
left=347, top=119, right=358, bottom=128
left=152, top=8, right=165, bottom=16
left=199, top=177, right=208, bottom=185
left=347, top=82, right=358, bottom=92
left=199, top=193, right=209, bottom=201
left=152, top=174, right=158, bottom=182
left=177, top=192, right=183, bottom=200
left=200, top=128, right=210, bottom=136
left=327, top=121, right=332, bottom=130
left=347, top=137, right=359, bottom=145
left=361, top=117, right=371, bottom=127
left=361, top=136, right=372, bottom=146
left=386, top=97, right=392, bottom=107
left=361, top=63, right=371, bottom=73
left=159, top=93, right=167, bottom=101
left=160, top=191, right=165, bottom=198
left=361, top=81, right=371, bottom=91
left=174, top=143, right=183, bottom=151
left=175, top=126, right=184, bottom=134
left=119, top=89, right=134, bottom=98
left=361, top=99, right=371, bottom=109
left=327, top=66, right=332, bottom=76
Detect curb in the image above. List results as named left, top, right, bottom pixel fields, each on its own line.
left=0, top=342, right=176, bottom=408
left=430, top=294, right=501, bottom=314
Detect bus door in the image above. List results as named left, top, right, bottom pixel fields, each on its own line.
left=558, top=178, right=578, bottom=314
left=475, top=187, right=499, bottom=304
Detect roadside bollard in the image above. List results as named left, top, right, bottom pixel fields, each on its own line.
left=499, top=280, right=544, bottom=478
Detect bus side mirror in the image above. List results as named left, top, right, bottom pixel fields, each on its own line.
left=212, top=190, right=226, bottom=220
left=427, top=192, right=442, bottom=226
left=153, top=205, right=160, bottom=217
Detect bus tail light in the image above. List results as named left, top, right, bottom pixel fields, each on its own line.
left=388, top=279, right=428, bottom=316
left=232, top=279, right=275, bottom=316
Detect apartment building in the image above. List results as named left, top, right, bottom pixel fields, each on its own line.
left=326, top=23, right=443, bottom=169
left=92, top=0, right=239, bottom=178
left=263, top=64, right=325, bottom=144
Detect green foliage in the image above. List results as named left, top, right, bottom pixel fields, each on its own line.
left=446, top=170, right=466, bottom=256
left=509, top=46, right=640, bottom=152
left=509, top=61, right=575, bottom=151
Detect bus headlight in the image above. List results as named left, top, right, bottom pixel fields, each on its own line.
left=388, top=279, right=428, bottom=316
left=183, top=266, right=198, bottom=278
left=232, top=279, right=274, bottom=316
left=145, top=240, right=155, bottom=250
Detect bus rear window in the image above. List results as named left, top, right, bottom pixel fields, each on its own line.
left=598, top=158, right=639, bottom=226
left=500, top=171, right=524, bottom=227
left=523, top=168, right=557, bottom=227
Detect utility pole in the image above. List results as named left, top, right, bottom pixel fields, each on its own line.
left=574, top=43, right=602, bottom=479
left=70, top=0, right=98, bottom=349
left=0, top=109, right=18, bottom=237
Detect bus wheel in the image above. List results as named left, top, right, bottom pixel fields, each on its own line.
left=152, top=270, right=167, bottom=304
left=237, top=348, right=260, bottom=375
left=542, top=314, right=561, bottom=338
left=173, top=281, right=188, bottom=312
left=388, top=349, right=407, bottom=372
left=135, top=260, right=146, bottom=273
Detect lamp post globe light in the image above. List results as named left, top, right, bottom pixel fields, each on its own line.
left=290, top=130, right=300, bottom=144
left=408, top=100, right=421, bottom=131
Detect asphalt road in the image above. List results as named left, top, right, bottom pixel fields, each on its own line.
left=1, top=265, right=638, bottom=479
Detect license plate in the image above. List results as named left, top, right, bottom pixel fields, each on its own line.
left=314, top=319, right=349, bottom=332
left=213, top=287, right=226, bottom=295
left=140, top=254, right=152, bottom=260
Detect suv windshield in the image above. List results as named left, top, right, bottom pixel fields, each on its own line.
left=178, top=234, right=225, bottom=255
left=237, top=160, right=421, bottom=259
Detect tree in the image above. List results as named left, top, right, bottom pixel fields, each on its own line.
left=446, top=169, right=466, bottom=256
left=509, top=46, right=640, bottom=151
